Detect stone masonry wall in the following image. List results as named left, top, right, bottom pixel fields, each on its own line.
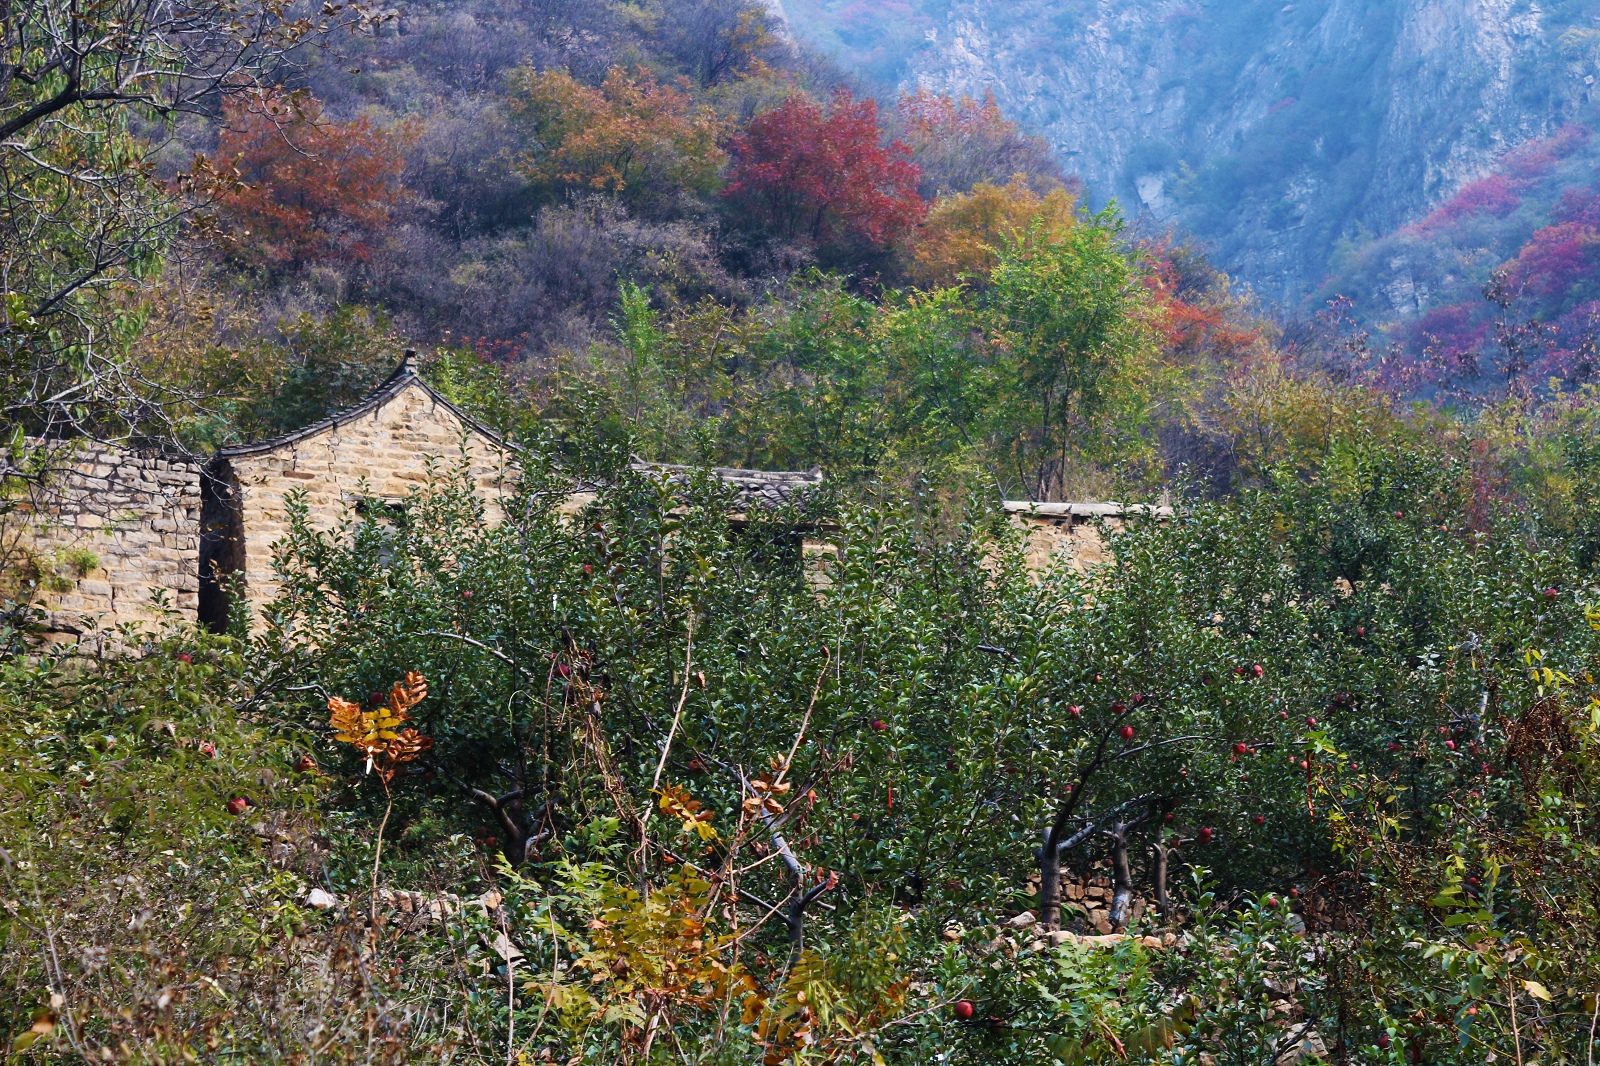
left=217, top=380, right=514, bottom=617
left=10, top=443, right=202, bottom=634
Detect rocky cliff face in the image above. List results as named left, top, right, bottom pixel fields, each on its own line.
left=812, top=0, right=1599, bottom=304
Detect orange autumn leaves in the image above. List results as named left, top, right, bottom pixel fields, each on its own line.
left=506, top=65, right=727, bottom=208
left=328, top=670, right=432, bottom=783
left=199, top=93, right=413, bottom=272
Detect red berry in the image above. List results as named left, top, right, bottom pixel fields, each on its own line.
left=1119, top=725, right=1135, bottom=740
left=1198, top=827, right=1213, bottom=843
left=871, top=718, right=888, bottom=732
left=1266, top=895, right=1278, bottom=907
left=1253, top=814, right=1265, bottom=826
left=954, top=1000, right=975, bottom=1020
left=1280, top=710, right=1288, bottom=719
left=1164, top=812, right=1174, bottom=823
left=178, top=653, right=192, bottom=664
left=227, top=797, right=247, bottom=816
left=368, top=691, right=384, bottom=705
left=1305, top=716, right=1316, bottom=727
left=1233, top=742, right=1248, bottom=755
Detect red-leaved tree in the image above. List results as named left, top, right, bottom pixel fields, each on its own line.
left=722, top=89, right=925, bottom=255
left=200, top=93, right=413, bottom=272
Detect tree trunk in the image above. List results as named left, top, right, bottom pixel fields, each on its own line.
left=1151, top=842, right=1172, bottom=921
left=1108, top=824, right=1134, bottom=929
left=1040, top=826, right=1065, bottom=930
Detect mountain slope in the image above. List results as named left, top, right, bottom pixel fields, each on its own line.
left=786, top=0, right=1600, bottom=304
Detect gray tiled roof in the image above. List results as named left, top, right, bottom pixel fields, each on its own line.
left=631, top=462, right=825, bottom=510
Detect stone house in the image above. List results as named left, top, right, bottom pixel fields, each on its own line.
left=16, top=354, right=824, bottom=636
left=14, top=354, right=1157, bottom=637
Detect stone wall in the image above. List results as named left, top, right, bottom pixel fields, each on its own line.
left=206, top=377, right=514, bottom=624
left=1004, top=502, right=1172, bottom=572
left=9, top=443, right=202, bottom=634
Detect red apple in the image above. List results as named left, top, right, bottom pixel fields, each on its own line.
left=688, top=757, right=707, bottom=774
left=1377, top=1033, right=1390, bottom=1050
left=1233, top=742, right=1248, bottom=755
left=1253, top=814, right=1265, bottom=826
left=1068, top=705, right=1081, bottom=718
left=1119, top=725, right=1135, bottom=740
left=1305, top=716, right=1317, bottom=727
left=1266, top=895, right=1278, bottom=907
left=1198, top=827, right=1213, bottom=843
left=462, top=589, right=472, bottom=599
left=1111, top=701, right=1126, bottom=715
left=954, top=1000, right=975, bottom=1020
left=1252, top=664, right=1263, bottom=678
left=199, top=741, right=216, bottom=758
left=1543, top=587, right=1558, bottom=598
left=1445, top=739, right=1457, bottom=751
left=227, top=797, right=247, bottom=816
left=178, top=653, right=192, bottom=664
left=871, top=718, right=888, bottom=732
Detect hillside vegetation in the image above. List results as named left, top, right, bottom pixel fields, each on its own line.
left=3, top=2, right=1600, bottom=1065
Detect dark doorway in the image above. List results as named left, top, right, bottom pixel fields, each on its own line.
left=198, top=459, right=246, bottom=632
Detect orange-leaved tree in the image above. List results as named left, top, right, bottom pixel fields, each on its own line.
left=723, top=89, right=926, bottom=254
left=894, top=88, right=1064, bottom=198
left=908, top=175, right=1079, bottom=289
left=505, top=65, right=727, bottom=210
left=198, top=92, right=413, bottom=273
left=329, top=671, right=432, bottom=922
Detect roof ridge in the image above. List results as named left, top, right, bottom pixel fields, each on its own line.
left=216, top=351, right=512, bottom=459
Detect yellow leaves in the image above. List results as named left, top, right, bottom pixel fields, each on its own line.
left=327, top=671, right=432, bottom=783
left=1523, top=647, right=1570, bottom=693
left=1523, top=979, right=1553, bottom=1001
left=908, top=176, right=1080, bottom=290
left=657, top=784, right=720, bottom=842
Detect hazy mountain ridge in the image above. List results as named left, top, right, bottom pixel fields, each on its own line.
left=790, top=0, right=1600, bottom=305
